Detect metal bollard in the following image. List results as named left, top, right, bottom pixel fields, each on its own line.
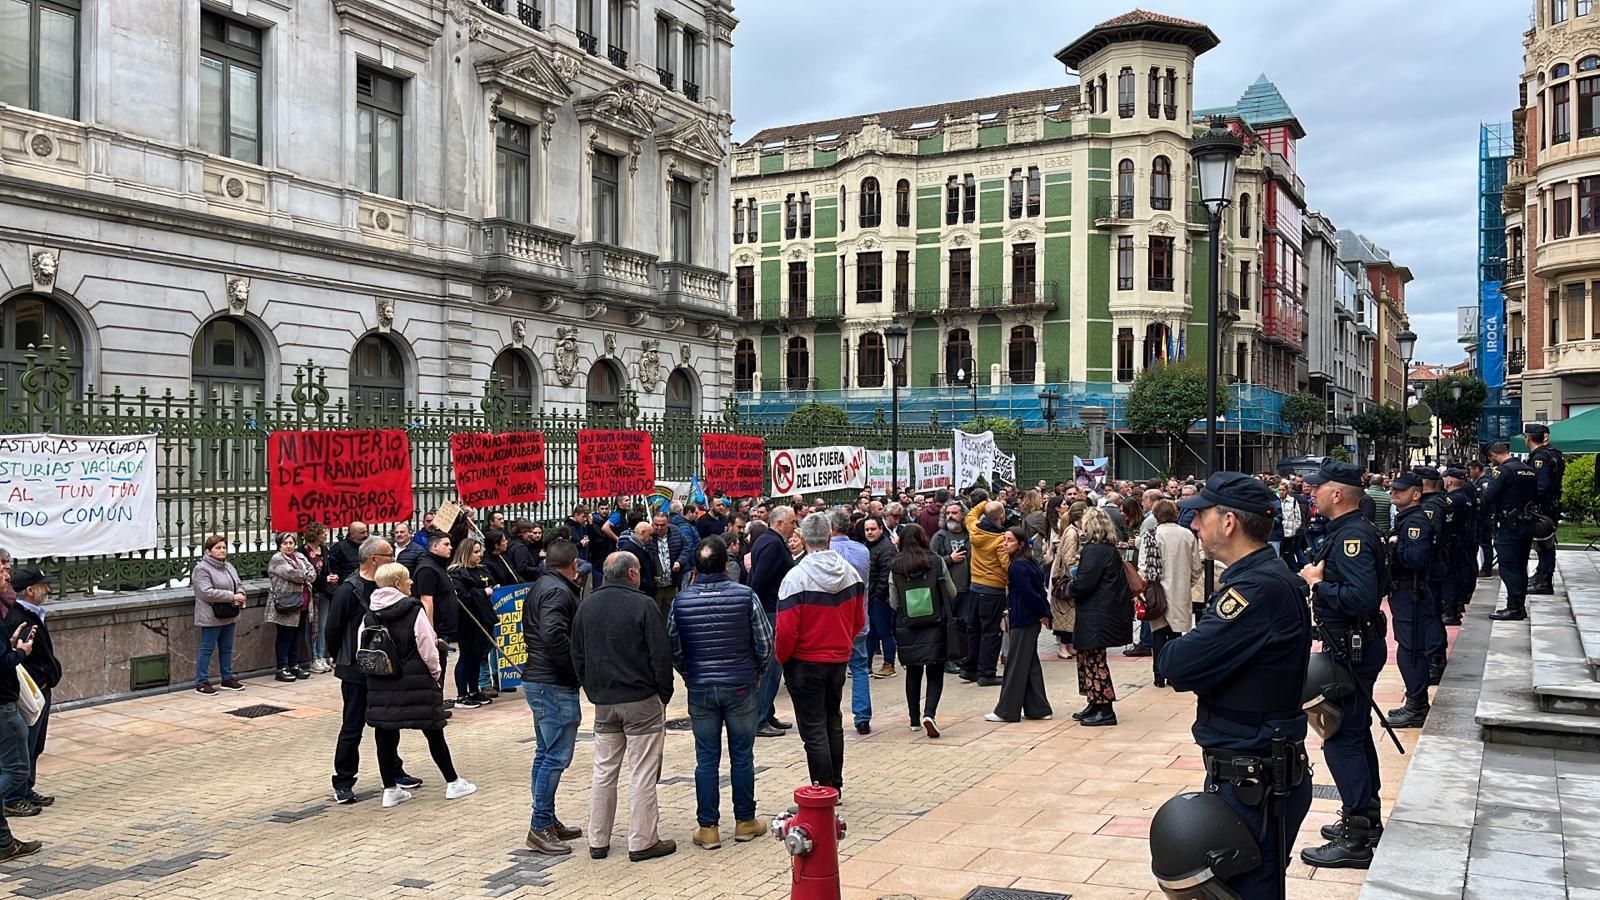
left=771, top=785, right=846, bottom=900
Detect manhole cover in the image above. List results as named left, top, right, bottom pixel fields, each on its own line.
left=953, top=883, right=1068, bottom=890
left=228, top=704, right=291, bottom=718
left=665, top=716, right=694, bottom=732
left=1311, top=783, right=1342, bottom=801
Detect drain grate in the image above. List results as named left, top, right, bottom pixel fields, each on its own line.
left=227, top=704, right=291, bottom=719
left=1311, top=783, right=1342, bottom=802
left=953, top=883, right=1068, bottom=890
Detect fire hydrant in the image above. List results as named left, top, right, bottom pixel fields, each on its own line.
left=772, top=785, right=846, bottom=900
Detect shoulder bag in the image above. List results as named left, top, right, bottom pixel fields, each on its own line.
left=15, top=666, right=43, bottom=726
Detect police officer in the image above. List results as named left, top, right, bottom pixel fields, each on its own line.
left=1469, top=460, right=1495, bottom=576
left=1412, top=466, right=1451, bottom=683
left=1525, top=423, right=1564, bottom=594
left=1297, top=460, right=1388, bottom=869
left=1444, top=466, right=1479, bottom=623
left=1483, top=441, right=1541, bottom=621
left=1385, top=473, right=1433, bottom=729
left=1160, top=472, right=1312, bottom=898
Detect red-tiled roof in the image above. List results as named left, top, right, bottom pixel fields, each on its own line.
left=739, top=86, right=1078, bottom=148
left=1094, top=9, right=1206, bottom=29
left=1056, top=8, right=1219, bottom=70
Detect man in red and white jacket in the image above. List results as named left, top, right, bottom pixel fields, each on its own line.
left=775, top=513, right=866, bottom=792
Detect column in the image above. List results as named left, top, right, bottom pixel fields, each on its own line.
left=668, top=20, right=684, bottom=89
left=622, top=0, right=639, bottom=68
left=693, top=29, right=709, bottom=98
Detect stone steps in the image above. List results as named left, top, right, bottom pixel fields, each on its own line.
left=1562, top=557, right=1600, bottom=670
left=1526, top=572, right=1600, bottom=716
left=1476, top=562, right=1600, bottom=750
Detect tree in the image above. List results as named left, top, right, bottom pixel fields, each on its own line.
left=1125, top=362, right=1227, bottom=473
left=1281, top=392, right=1328, bottom=454
left=781, top=400, right=850, bottom=440
left=1422, top=375, right=1489, bottom=458
left=961, top=414, right=1022, bottom=438
left=1350, top=404, right=1404, bottom=470
left=1563, top=453, right=1598, bottom=523
left=1330, top=446, right=1353, bottom=463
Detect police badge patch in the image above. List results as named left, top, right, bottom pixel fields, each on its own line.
left=1408, top=526, right=1421, bottom=540
left=1344, top=538, right=1361, bottom=557
left=1217, top=588, right=1249, bottom=620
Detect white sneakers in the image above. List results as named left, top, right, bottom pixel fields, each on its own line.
left=445, top=778, right=477, bottom=800
left=310, top=659, right=331, bottom=674
left=382, top=787, right=412, bottom=808
left=983, top=712, right=1006, bottom=723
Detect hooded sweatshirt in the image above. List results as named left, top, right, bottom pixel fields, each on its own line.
left=774, top=549, right=866, bottom=665
left=369, top=586, right=441, bottom=679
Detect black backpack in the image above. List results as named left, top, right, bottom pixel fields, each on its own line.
left=356, top=613, right=400, bottom=678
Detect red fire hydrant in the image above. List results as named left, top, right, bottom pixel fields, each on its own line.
left=772, top=785, right=846, bottom=900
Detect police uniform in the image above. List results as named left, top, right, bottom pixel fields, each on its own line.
left=1445, top=467, right=1478, bottom=622
left=1484, top=450, right=1541, bottom=620
left=1412, top=467, right=1451, bottom=680
left=1527, top=425, right=1565, bottom=592
left=1299, top=460, right=1388, bottom=869
left=1162, top=472, right=1312, bottom=899
left=1385, top=473, right=1434, bottom=728
left=1472, top=468, right=1496, bottom=575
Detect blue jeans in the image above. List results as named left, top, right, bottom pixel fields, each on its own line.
left=849, top=634, right=872, bottom=726
left=0, top=706, right=32, bottom=844
left=3, top=689, right=47, bottom=804
left=757, top=654, right=783, bottom=724
left=867, top=599, right=896, bottom=666
left=687, top=683, right=760, bottom=826
left=196, top=623, right=236, bottom=685
left=522, top=681, right=581, bottom=829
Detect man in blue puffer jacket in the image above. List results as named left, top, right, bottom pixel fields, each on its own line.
left=667, top=536, right=774, bottom=851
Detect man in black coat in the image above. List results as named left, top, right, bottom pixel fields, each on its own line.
left=747, top=507, right=797, bottom=734
left=507, top=519, right=542, bottom=583
left=617, top=521, right=662, bottom=600
left=2, top=569, right=60, bottom=817
left=323, top=537, right=416, bottom=803
left=327, top=521, right=370, bottom=583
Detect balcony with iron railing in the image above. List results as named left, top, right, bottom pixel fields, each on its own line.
left=927, top=368, right=1062, bottom=388
left=577, top=30, right=599, bottom=54
left=684, top=80, right=701, bottom=101
left=657, top=67, right=675, bottom=90
left=607, top=45, right=628, bottom=68
left=750, top=294, right=845, bottom=323
left=1508, top=349, right=1526, bottom=375
left=479, top=0, right=542, bottom=27
left=1503, top=257, right=1525, bottom=283
left=758, top=375, right=819, bottom=393
left=909, top=281, right=1060, bottom=314
left=1093, top=195, right=1136, bottom=225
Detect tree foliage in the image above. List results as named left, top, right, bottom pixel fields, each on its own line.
left=1330, top=446, right=1353, bottom=463
left=1563, top=453, right=1598, bottom=522
left=1125, top=362, right=1227, bottom=462
left=1350, top=404, right=1405, bottom=470
left=961, top=414, right=1022, bottom=438
left=782, top=401, right=851, bottom=434
left=1422, top=375, right=1489, bottom=456
left=1281, top=392, right=1328, bottom=454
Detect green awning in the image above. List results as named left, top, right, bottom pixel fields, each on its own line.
left=1509, top=405, right=1600, bottom=453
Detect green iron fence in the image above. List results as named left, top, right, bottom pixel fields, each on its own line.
left=1, top=341, right=1088, bottom=595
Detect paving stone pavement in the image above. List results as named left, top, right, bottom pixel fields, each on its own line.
left=0, top=627, right=1432, bottom=900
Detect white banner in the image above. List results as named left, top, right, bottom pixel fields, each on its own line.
left=913, top=448, right=954, bottom=493
left=0, top=433, right=158, bottom=557
left=953, top=429, right=997, bottom=490
left=767, top=445, right=868, bottom=497
left=993, top=451, right=1017, bottom=486
left=866, top=450, right=912, bottom=496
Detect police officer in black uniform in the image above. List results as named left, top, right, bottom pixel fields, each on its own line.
left=1297, top=460, right=1388, bottom=869
left=1469, top=461, right=1495, bottom=576
left=1484, top=441, right=1541, bottom=621
left=1385, top=472, right=1434, bottom=729
left=1525, top=423, right=1564, bottom=594
left=1412, top=466, right=1451, bottom=683
left=1160, top=472, right=1312, bottom=898
left=1444, top=466, right=1478, bottom=623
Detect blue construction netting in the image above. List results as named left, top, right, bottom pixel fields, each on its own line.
left=735, top=382, right=1294, bottom=435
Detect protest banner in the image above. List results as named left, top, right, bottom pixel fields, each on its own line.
left=1074, top=455, right=1109, bottom=488
left=0, top=433, right=158, bottom=557
left=993, top=451, right=1017, bottom=486
left=702, top=434, right=766, bottom=497
left=953, top=429, right=997, bottom=490
left=767, top=445, right=868, bottom=497
left=577, top=429, right=656, bottom=498
left=450, top=431, right=547, bottom=507
left=866, top=450, right=912, bottom=496
left=268, top=430, right=413, bottom=533
left=913, top=448, right=953, bottom=493
left=491, top=582, right=532, bottom=691
left=433, top=500, right=461, bottom=533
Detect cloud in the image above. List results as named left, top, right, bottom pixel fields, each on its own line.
left=731, top=1, right=1525, bottom=367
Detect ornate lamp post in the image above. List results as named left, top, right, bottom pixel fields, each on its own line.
left=1397, top=326, right=1417, bottom=468
left=1039, top=387, right=1060, bottom=432
left=957, top=355, right=978, bottom=420
left=886, top=322, right=908, bottom=494
left=1189, top=118, right=1244, bottom=476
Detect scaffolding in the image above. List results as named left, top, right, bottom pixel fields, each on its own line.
left=1478, top=122, right=1519, bottom=442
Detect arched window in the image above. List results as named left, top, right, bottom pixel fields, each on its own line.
left=1007, top=325, right=1036, bottom=384
left=946, top=328, right=973, bottom=384
left=1117, top=159, right=1135, bottom=216
left=666, top=367, right=697, bottom=418
left=839, top=184, right=847, bottom=232
left=0, top=293, right=83, bottom=400
left=859, top=177, right=881, bottom=228
left=785, top=336, right=810, bottom=390
left=856, top=332, right=885, bottom=387
left=493, top=348, right=538, bottom=413
left=734, top=340, right=757, bottom=392
left=1238, top=193, right=1251, bottom=238
left=895, top=179, right=911, bottom=227
left=1581, top=56, right=1600, bottom=71
left=350, top=333, right=407, bottom=412
left=192, top=316, right=266, bottom=404
left=1554, top=63, right=1572, bottom=79
left=585, top=358, right=624, bottom=419
left=1150, top=156, right=1172, bottom=210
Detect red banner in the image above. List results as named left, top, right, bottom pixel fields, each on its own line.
left=269, top=430, right=413, bottom=532
left=451, top=431, right=547, bottom=507
left=577, top=429, right=656, bottom=499
left=703, top=434, right=766, bottom=497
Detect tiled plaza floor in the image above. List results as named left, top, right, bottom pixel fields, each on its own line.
left=0, top=620, right=1437, bottom=900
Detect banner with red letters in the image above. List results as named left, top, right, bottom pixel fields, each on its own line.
left=269, top=430, right=413, bottom=532
left=577, top=429, right=656, bottom=499
left=450, top=431, right=547, bottom=507
left=702, top=434, right=766, bottom=497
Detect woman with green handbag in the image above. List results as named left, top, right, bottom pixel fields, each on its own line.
left=888, top=524, right=957, bottom=738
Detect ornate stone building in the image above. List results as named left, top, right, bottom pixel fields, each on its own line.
left=0, top=0, right=736, bottom=417
left=1504, top=0, right=1600, bottom=420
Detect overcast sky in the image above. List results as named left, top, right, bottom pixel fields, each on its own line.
left=729, top=1, right=1529, bottom=367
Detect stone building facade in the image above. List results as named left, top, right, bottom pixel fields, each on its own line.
left=0, top=0, right=737, bottom=418
left=1304, top=211, right=1373, bottom=456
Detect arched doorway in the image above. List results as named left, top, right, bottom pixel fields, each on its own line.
left=586, top=358, right=625, bottom=419
left=192, top=316, right=267, bottom=404
left=734, top=340, right=756, bottom=392
left=350, top=333, right=408, bottom=412
left=0, top=292, right=84, bottom=400
left=666, top=367, right=697, bottom=418
left=493, top=348, right=540, bottom=413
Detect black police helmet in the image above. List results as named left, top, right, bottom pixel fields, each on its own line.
left=1149, top=792, right=1261, bottom=899
left=1302, top=651, right=1357, bottom=740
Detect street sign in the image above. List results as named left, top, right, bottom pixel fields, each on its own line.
left=1408, top=401, right=1433, bottom=425
left=1441, top=424, right=1454, bottom=437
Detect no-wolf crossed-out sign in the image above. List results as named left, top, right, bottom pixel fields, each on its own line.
left=767, top=445, right=867, bottom=497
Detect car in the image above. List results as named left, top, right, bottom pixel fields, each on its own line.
left=1276, top=456, right=1327, bottom=479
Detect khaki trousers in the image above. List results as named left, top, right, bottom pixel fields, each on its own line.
left=588, top=697, right=666, bottom=852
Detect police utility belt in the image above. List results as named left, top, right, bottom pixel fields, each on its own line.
left=1318, top=612, right=1386, bottom=656
left=1202, top=744, right=1308, bottom=806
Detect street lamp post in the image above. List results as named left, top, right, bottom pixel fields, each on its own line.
left=958, top=355, right=978, bottom=421
left=1190, top=118, right=1243, bottom=477
left=1039, top=388, right=1060, bottom=432
left=1450, top=379, right=1465, bottom=461
left=1397, top=326, right=1417, bottom=470
left=886, top=322, right=908, bottom=495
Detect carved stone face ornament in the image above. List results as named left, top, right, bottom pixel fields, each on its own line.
left=226, top=277, right=250, bottom=314
left=29, top=250, right=58, bottom=290
left=554, top=324, right=580, bottom=386
left=638, top=339, right=662, bottom=393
